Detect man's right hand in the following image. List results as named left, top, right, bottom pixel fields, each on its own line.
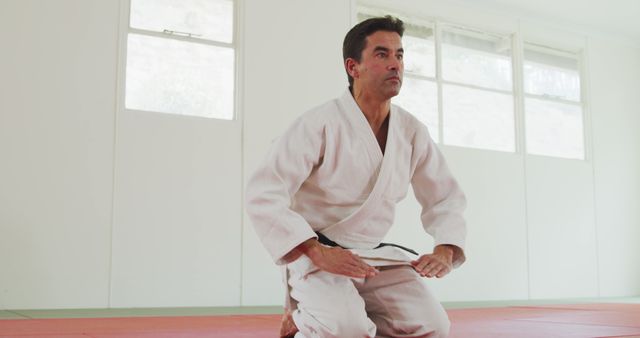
left=296, top=239, right=378, bottom=278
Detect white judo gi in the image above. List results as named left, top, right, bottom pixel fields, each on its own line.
left=246, top=89, right=467, bottom=337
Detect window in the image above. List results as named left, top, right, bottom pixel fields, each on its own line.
left=357, top=12, right=515, bottom=151
left=523, top=44, right=584, bottom=159
left=393, top=22, right=439, bottom=141
left=395, top=77, right=439, bottom=140
left=356, top=8, right=587, bottom=160
left=124, top=0, right=235, bottom=120
left=441, top=26, right=514, bottom=152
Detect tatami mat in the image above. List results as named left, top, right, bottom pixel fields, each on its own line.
left=1, top=302, right=638, bottom=337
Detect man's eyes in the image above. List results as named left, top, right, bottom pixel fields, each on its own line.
left=375, top=52, right=403, bottom=60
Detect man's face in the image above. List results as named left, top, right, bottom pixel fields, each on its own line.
left=351, top=30, right=404, bottom=100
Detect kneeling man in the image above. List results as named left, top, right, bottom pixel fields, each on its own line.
left=246, top=15, right=467, bottom=338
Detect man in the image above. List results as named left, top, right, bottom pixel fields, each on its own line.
left=246, top=16, right=466, bottom=338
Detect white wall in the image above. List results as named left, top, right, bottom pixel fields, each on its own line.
left=0, top=0, right=638, bottom=310
left=241, top=0, right=352, bottom=305
left=385, top=149, right=530, bottom=302
left=589, top=37, right=640, bottom=297
left=0, top=0, right=117, bottom=309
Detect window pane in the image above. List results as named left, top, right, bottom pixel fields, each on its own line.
left=524, top=46, right=580, bottom=101
left=125, top=34, right=234, bottom=119
left=443, top=84, right=515, bottom=152
left=403, top=23, right=435, bottom=77
left=393, top=77, right=439, bottom=141
left=525, top=98, right=584, bottom=159
left=442, top=28, right=512, bottom=91
left=130, top=0, right=233, bottom=43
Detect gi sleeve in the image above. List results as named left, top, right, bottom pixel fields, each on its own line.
left=411, top=127, right=467, bottom=267
left=245, top=114, right=325, bottom=265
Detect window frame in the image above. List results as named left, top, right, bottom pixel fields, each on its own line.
left=357, top=5, right=589, bottom=161
left=438, top=23, right=516, bottom=152
left=116, top=0, right=240, bottom=121
left=520, top=42, right=587, bottom=160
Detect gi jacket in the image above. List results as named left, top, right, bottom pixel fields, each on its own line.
left=246, top=89, right=467, bottom=267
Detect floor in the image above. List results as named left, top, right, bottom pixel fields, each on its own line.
left=1, top=299, right=639, bottom=337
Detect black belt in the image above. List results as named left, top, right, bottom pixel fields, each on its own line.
left=315, top=232, right=418, bottom=256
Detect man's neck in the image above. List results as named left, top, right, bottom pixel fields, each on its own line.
left=350, top=86, right=390, bottom=133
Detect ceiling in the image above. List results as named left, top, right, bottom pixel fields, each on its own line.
left=455, top=0, right=640, bottom=43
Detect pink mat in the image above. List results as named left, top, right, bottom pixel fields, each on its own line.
left=447, top=305, right=640, bottom=338
left=0, top=303, right=638, bottom=337
left=0, top=315, right=279, bottom=337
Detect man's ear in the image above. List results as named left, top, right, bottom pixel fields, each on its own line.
left=345, top=58, right=359, bottom=79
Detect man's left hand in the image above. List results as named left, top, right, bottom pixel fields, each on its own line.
left=411, top=245, right=454, bottom=278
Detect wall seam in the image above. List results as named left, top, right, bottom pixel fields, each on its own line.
left=109, top=0, right=130, bottom=308
left=514, top=20, right=532, bottom=300
left=107, top=0, right=125, bottom=308
left=237, top=0, right=246, bottom=307
left=583, top=37, right=601, bottom=297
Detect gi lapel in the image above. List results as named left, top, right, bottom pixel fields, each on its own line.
left=321, top=91, right=396, bottom=247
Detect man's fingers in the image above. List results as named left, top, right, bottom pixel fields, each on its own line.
left=350, top=262, right=370, bottom=276
left=435, top=268, right=450, bottom=278
left=350, top=254, right=378, bottom=274
left=436, top=264, right=452, bottom=278
left=425, top=264, right=443, bottom=278
left=414, top=256, right=434, bottom=274
left=417, top=260, right=447, bottom=277
left=423, top=264, right=437, bottom=277
left=342, top=265, right=377, bottom=278
left=329, top=261, right=363, bottom=278
left=366, top=266, right=379, bottom=277
left=411, top=253, right=454, bottom=278
left=354, top=259, right=378, bottom=278
left=334, top=256, right=377, bottom=278
left=343, top=268, right=366, bottom=278
left=427, top=262, right=452, bottom=278
left=315, top=247, right=379, bottom=278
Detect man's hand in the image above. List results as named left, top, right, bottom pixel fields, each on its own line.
left=296, top=239, right=378, bottom=278
left=411, top=245, right=454, bottom=278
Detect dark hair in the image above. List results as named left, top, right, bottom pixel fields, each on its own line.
left=342, top=15, right=405, bottom=88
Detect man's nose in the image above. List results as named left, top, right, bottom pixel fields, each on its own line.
left=387, top=57, right=401, bottom=71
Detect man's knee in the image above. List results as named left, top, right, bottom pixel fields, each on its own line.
left=418, top=305, right=450, bottom=337
left=392, top=315, right=449, bottom=338
left=333, top=314, right=375, bottom=337
left=318, top=313, right=375, bottom=338
left=293, top=308, right=375, bottom=338
left=388, top=303, right=450, bottom=337
left=430, top=315, right=450, bottom=337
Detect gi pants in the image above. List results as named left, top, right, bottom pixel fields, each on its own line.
left=286, top=255, right=450, bottom=338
